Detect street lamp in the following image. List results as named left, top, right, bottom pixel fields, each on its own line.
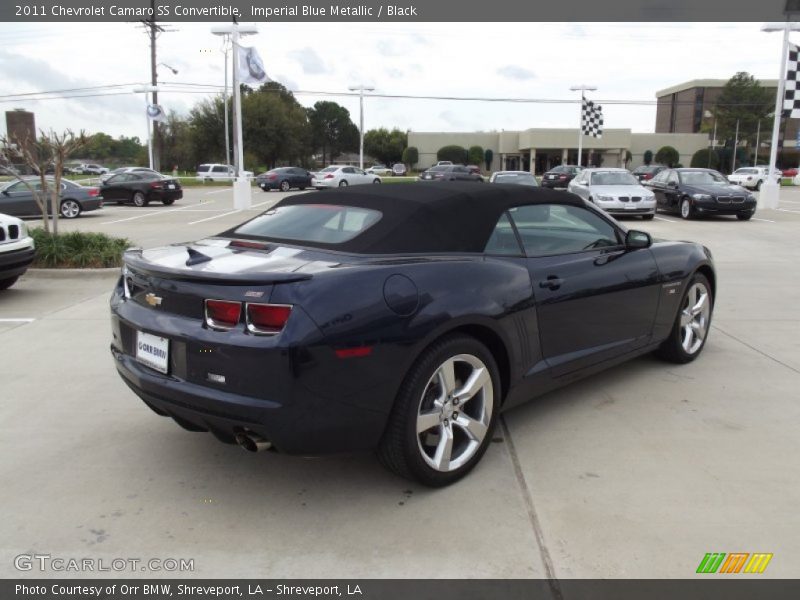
left=132, top=85, right=159, bottom=169
left=760, top=21, right=800, bottom=209
left=158, top=62, right=179, bottom=75
left=570, top=84, right=597, bottom=167
left=212, top=23, right=259, bottom=210
left=704, top=109, right=717, bottom=168
left=349, top=85, right=375, bottom=170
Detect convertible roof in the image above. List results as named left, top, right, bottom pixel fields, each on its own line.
left=250, top=182, right=585, bottom=254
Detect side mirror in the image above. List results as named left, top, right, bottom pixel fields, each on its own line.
left=1, top=190, right=8, bottom=196
left=667, top=181, right=678, bottom=188
left=626, top=230, right=652, bottom=249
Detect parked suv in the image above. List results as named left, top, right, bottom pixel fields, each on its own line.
left=196, top=164, right=254, bottom=182
left=0, top=212, right=35, bottom=290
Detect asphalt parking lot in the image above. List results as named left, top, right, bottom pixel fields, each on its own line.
left=1, top=185, right=799, bottom=579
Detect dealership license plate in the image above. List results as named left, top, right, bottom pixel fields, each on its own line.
left=167, top=184, right=175, bottom=189
left=625, top=204, right=637, bottom=209
left=548, top=175, right=556, bottom=179
left=135, top=331, right=170, bottom=374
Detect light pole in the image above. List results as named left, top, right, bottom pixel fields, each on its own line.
left=133, top=85, right=159, bottom=169
left=570, top=84, right=597, bottom=167
left=349, top=85, right=375, bottom=170
left=732, top=119, right=740, bottom=173
left=212, top=23, right=258, bottom=210
left=704, top=109, right=717, bottom=168
left=158, top=62, right=178, bottom=75
left=760, top=21, right=800, bottom=209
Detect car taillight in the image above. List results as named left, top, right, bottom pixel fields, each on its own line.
left=559, top=175, right=567, bottom=179
left=246, top=303, right=292, bottom=335
left=324, top=174, right=335, bottom=179
left=335, top=346, right=373, bottom=359
left=87, top=187, right=100, bottom=197
left=150, top=182, right=164, bottom=189
left=268, top=174, right=277, bottom=180
left=205, top=299, right=242, bottom=330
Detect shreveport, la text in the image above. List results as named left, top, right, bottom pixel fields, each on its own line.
left=16, top=584, right=364, bottom=596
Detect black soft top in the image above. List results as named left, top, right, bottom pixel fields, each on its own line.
left=229, top=182, right=585, bottom=255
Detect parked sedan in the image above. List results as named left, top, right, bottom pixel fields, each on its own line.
left=489, top=171, right=539, bottom=186
left=541, top=165, right=582, bottom=188
left=100, top=172, right=183, bottom=207
left=727, top=167, right=780, bottom=190
left=646, top=168, right=756, bottom=220
left=392, top=163, right=408, bottom=176
left=365, top=164, right=392, bottom=176
left=110, top=183, right=716, bottom=487
left=418, top=165, right=483, bottom=182
left=101, top=167, right=161, bottom=183
left=0, top=212, right=35, bottom=290
left=632, top=165, right=667, bottom=182
left=75, top=163, right=109, bottom=175
left=568, top=168, right=656, bottom=220
left=313, top=165, right=381, bottom=188
left=256, top=167, right=313, bottom=192
left=0, top=178, right=103, bottom=219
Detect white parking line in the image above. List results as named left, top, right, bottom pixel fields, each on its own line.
left=187, top=199, right=276, bottom=225
left=653, top=216, right=677, bottom=222
left=0, top=318, right=35, bottom=323
left=751, top=217, right=776, bottom=223
left=99, top=200, right=218, bottom=225
left=204, top=188, right=232, bottom=195
left=777, top=208, right=800, bottom=214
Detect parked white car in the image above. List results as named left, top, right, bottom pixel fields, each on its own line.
left=75, top=163, right=109, bottom=175
left=567, top=167, right=656, bottom=220
left=365, top=164, right=392, bottom=176
left=312, top=165, right=382, bottom=189
left=195, top=163, right=254, bottom=182
left=0, top=212, right=35, bottom=290
left=727, top=167, right=781, bottom=190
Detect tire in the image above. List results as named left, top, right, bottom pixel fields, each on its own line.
left=680, top=197, right=694, bottom=220
left=737, top=212, right=753, bottom=221
left=642, top=213, right=655, bottom=221
left=298, top=186, right=306, bottom=191
left=60, top=199, right=81, bottom=219
left=377, top=334, right=500, bottom=487
left=279, top=180, right=291, bottom=192
left=132, top=191, right=148, bottom=207
left=373, top=179, right=381, bottom=184
left=162, top=198, right=175, bottom=206
left=656, top=273, right=713, bottom=364
left=338, top=180, right=348, bottom=187
left=0, top=276, right=19, bottom=291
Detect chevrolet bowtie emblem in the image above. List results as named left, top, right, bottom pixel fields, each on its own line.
left=145, top=293, right=163, bottom=307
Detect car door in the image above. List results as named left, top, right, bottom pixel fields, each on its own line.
left=648, top=169, right=670, bottom=210
left=0, top=181, right=38, bottom=216
left=509, top=203, right=661, bottom=377
left=568, top=171, right=590, bottom=200
left=101, top=174, right=132, bottom=201
left=661, top=170, right=682, bottom=213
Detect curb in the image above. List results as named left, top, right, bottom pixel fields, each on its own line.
left=24, top=267, right=120, bottom=279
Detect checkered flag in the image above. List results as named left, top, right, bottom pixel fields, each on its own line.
left=581, top=98, right=603, bottom=138
left=783, top=44, right=800, bottom=118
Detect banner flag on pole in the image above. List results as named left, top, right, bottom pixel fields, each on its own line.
left=237, top=46, right=270, bottom=85
left=783, top=43, right=800, bottom=118
left=581, top=98, right=603, bottom=138
left=146, top=104, right=167, bottom=122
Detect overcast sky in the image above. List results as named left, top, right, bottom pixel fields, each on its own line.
left=0, top=22, right=790, bottom=142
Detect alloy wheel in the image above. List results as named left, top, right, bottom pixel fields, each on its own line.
left=60, top=200, right=80, bottom=218
left=416, top=354, right=493, bottom=472
left=679, top=281, right=711, bottom=355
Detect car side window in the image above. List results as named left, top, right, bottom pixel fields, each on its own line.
left=212, top=166, right=228, bottom=173
left=484, top=212, right=523, bottom=255
left=508, top=204, right=621, bottom=256
left=343, top=167, right=355, bottom=174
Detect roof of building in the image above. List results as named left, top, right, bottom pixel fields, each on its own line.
left=655, top=79, right=779, bottom=98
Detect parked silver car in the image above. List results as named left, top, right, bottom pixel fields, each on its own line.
left=567, top=168, right=656, bottom=220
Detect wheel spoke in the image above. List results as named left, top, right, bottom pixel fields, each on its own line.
left=416, top=410, right=441, bottom=434
left=680, top=309, right=692, bottom=327
left=453, top=413, right=488, bottom=443
left=454, top=367, right=490, bottom=404
left=691, top=320, right=706, bottom=341
left=682, top=327, right=694, bottom=352
left=436, top=359, right=457, bottom=396
left=433, top=424, right=454, bottom=471
left=691, top=291, right=707, bottom=316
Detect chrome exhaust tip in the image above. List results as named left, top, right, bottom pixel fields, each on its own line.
left=235, top=431, right=272, bottom=452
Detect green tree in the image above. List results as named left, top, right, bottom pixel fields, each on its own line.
left=307, top=101, right=359, bottom=165
left=690, top=148, right=720, bottom=169
left=655, top=146, right=680, bottom=167
left=484, top=148, right=494, bottom=171
left=402, top=146, right=418, bottom=169
left=364, top=128, right=407, bottom=166
left=709, top=72, right=773, bottom=150
left=187, top=96, right=227, bottom=166
left=437, top=145, right=467, bottom=164
left=643, top=150, right=653, bottom=165
left=468, top=145, right=484, bottom=167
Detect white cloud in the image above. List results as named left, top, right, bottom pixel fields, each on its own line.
left=496, top=65, right=537, bottom=81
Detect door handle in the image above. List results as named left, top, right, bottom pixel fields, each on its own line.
left=539, top=276, right=564, bottom=290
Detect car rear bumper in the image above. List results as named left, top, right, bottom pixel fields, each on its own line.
left=80, top=198, right=104, bottom=212
left=149, top=189, right=183, bottom=201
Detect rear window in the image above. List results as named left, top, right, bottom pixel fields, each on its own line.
left=233, top=204, right=382, bottom=245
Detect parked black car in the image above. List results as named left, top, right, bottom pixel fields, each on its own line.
left=0, top=177, right=103, bottom=218
left=632, top=164, right=667, bottom=182
left=418, top=165, right=483, bottom=182
left=256, top=167, right=313, bottom=192
left=100, top=172, right=183, bottom=207
left=541, top=165, right=582, bottom=188
left=110, top=183, right=715, bottom=486
left=645, top=168, right=757, bottom=220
